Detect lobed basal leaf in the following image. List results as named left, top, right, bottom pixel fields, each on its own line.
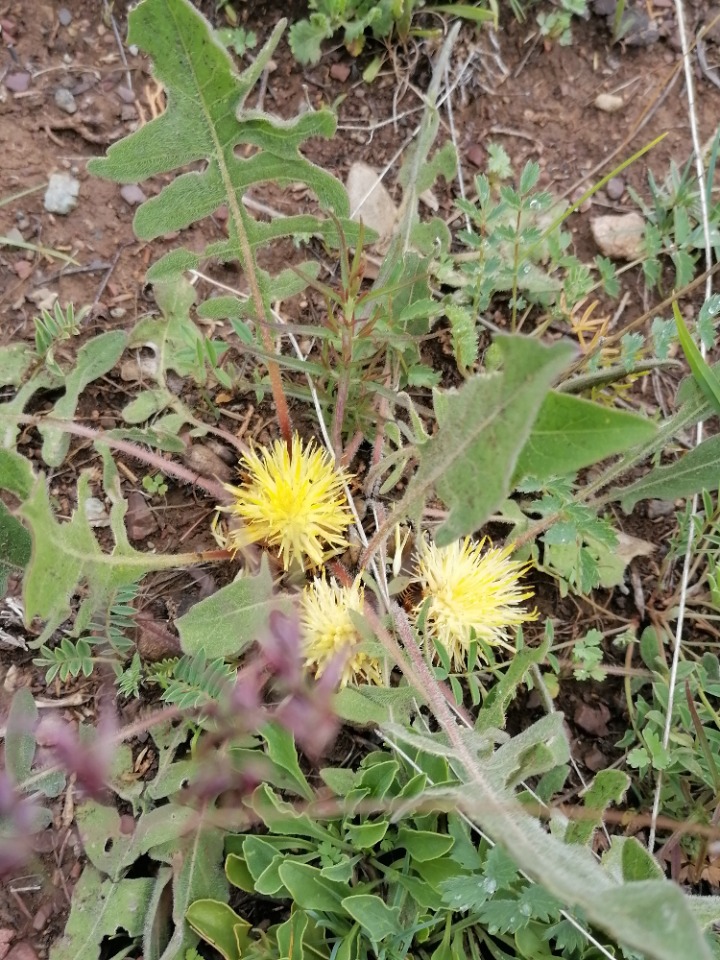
left=88, top=0, right=365, bottom=308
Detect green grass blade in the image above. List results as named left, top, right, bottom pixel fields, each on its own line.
left=673, top=300, right=720, bottom=415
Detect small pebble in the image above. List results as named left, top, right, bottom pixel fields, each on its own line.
left=606, top=176, right=625, bottom=200
left=6, top=944, right=39, bottom=960
left=125, top=491, right=158, bottom=540
left=594, top=92, right=624, bottom=113
left=590, top=212, right=645, bottom=260
left=58, top=7, right=72, bottom=26
left=330, top=62, right=351, bottom=82
left=13, top=261, right=33, bottom=280
left=647, top=499, right=676, bottom=520
left=120, top=104, right=137, bottom=121
left=54, top=87, right=77, bottom=114
left=84, top=497, right=109, bottom=527
left=4, top=227, right=24, bottom=244
left=466, top=143, right=485, bottom=168
left=44, top=173, right=80, bottom=215
left=116, top=85, right=135, bottom=104
left=119, top=184, right=146, bottom=206
left=5, top=72, right=30, bottom=93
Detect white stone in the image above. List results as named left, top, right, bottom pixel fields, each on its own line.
left=44, top=173, right=80, bottom=215
left=594, top=93, right=624, bottom=113
left=590, top=212, right=645, bottom=260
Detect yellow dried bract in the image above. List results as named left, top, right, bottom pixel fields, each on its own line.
left=301, top=577, right=382, bottom=688
left=413, top=536, right=537, bottom=669
left=222, top=434, right=353, bottom=570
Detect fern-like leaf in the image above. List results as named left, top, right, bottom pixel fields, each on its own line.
left=162, top=651, right=236, bottom=710
left=86, top=580, right=140, bottom=656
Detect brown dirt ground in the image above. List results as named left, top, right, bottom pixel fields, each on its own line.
left=2, top=0, right=720, bottom=956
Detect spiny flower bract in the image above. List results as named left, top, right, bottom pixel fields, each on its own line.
left=223, top=434, right=353, bottom=570
left=300, top=577, right=382, bottom=688
left=413, top=536, right=537, bottom=669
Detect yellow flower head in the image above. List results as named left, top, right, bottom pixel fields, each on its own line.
left=413, top=537, right=537, bottom=669
left=223, top=434, right=353, bottom=570
left=301, top=577, right=382, bottom=687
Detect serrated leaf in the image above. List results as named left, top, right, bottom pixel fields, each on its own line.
left=385, top=719, right=712, bottom=960
left=617, top=435, right=720, bottom=513
left=177, top=556, right=292, bottom=659
left=515, top=391, right=657, bottom=484
left=288, top=14, right=331, bottom=65
left=20, top=464, right=182, bottom=641
left=444, top=303, right=479, bottom=374
left=406, top=336, right=573, bottom=545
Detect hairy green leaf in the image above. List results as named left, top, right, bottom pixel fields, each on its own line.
left=50, top=867, right=153, bottom=960
left=88, top=0, right=360, bottom=306
left=407, top=336, right=574, bottom=545
left=0, top=501, right=31, bottom=597
left=616, top=435, right=720, bottom=513
left=515, top=391, right=657, bottom=483
left=564, top=770, right=630, bottom=846
left=383, top=720, right=713, bottom=960
left=0, top=448, right=35, bottom=498
left=5, top=687, right=37, bottom=785
left=153, top=813, right=228, bottom=960
left=39, top=331, right=127, bottom=466
left=177, top=556, right=292, bottom=659
left=20, top=456, right=189, bottom=642
left=0, top=342, right=35, bottom=387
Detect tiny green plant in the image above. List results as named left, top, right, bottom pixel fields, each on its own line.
left=536, top=0, right=588, bottom=46
left=288, top=0, right=496, bottom=66
left=142, top=473, right=168, bottom=497
left=215, top=24, right=257, bottom=57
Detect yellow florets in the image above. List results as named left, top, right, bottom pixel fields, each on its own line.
left=222, top=434, right=353, bottom=570
left=300, top=577, right=382, bottom=687
left=413, top=536, right=537, bottom=669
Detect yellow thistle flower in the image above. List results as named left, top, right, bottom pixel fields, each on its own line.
left=223, top=434, right=353, bottom=570
left=413, top=537, right=537, bottom=669
left=301, top=577, right=382, bottom=687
